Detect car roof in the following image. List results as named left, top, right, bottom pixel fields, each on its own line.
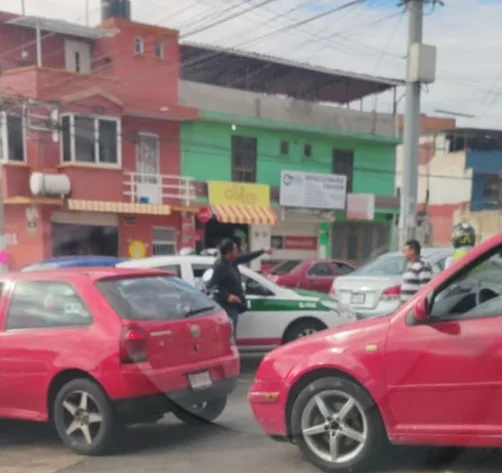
left=7, top=267, right=172, bottom=282
left=118, top=255, right=216, bottom=266
left=381, top=247, right=453, bottom=257
left=34, top=256, right=126, bottom=263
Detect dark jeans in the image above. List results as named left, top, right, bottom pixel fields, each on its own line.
left=225, top=306, right=240, bottom=338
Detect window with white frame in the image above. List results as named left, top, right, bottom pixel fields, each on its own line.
left=0, top=112, right=25, bottom=162
left=136, top=133, right=160, bottom=184
left=61, top=115, right=121, bottom=165
left=152, top=227, right=177, bottom=256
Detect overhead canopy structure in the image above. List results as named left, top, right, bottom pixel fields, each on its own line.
left=441, top=127, right=502, bottom=153
left=180, top=41, right=403, bottom=104
left=6, top=16, right=116, bottom=39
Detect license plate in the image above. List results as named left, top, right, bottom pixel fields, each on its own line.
left=188, top=371, right=212, bottom=390
left=350, top=293, right=366, bottom=305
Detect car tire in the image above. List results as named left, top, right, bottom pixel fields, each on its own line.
left=283, top=319, right=327, bottom=344
left=53, top=378, right=116, bottom=456
left=290, top=376, right=387, bottom=473
left=173, top=397, right=227, bottom=425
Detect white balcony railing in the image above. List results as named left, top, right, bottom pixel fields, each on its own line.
left=124, top=172, right=196, bottom=206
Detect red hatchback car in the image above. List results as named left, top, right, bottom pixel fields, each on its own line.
left=266, top=259, right=355, bottom=293
left=249, top=233, right=502, bottom=472
left=0, top=268, right=239, bottom=455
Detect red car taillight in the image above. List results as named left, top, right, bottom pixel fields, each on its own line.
left=381, top=285, right=401, bottom=301
left=119, top=326, right=148, bottom=364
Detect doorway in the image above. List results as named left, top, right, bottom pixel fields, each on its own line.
left=52, top=223, right=118, bottom=257
left=204, top=218, right=249, bottom=252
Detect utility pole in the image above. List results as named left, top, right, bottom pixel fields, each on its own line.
left=398, top=0, right=438, bottom=248
left=398, top=0, right=424, bottom=248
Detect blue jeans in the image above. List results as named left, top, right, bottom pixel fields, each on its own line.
left=225, top=306, right=240, bottom=338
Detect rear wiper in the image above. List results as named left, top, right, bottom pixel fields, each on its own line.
left=184, top=306, right=215, bottom=317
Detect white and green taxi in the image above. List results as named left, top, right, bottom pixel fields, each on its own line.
left=118, top=255, right=356, bottom=353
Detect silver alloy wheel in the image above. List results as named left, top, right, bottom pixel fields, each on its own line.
left=300, top=389, right=368, bottom=465
left=62, top=390, right=104, bottom=445
left=296, top=328, right=318, bottom=338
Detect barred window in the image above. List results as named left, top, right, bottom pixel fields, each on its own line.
left=152, top=227, right=177, bottom=256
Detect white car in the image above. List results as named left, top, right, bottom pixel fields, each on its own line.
left=118, top=255, right=356, bottom=353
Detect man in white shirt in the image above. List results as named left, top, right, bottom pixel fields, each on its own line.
left=400, top=239, right=433, bottom=302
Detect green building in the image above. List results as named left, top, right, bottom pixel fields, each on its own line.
left=178, top=43, right=402, bottom=265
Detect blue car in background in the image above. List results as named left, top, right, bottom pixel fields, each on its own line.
left=21, top=256, right=128, bottom=272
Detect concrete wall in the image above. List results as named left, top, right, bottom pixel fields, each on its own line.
left=395, top=138, right=472, bottom=206
left=181, top=120, right=397, bottom=196
left=179, top=80, right=396, bottom=139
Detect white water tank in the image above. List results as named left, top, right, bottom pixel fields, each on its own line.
left=30, top=172, right=71, bottom=197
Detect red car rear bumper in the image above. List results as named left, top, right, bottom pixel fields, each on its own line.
left=99, top=349, right=240, bottom=400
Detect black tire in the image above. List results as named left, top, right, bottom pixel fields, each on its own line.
left=173, top=397, right=227, bottom=425
left=52, top=378, right=116, bottom=456
left=283, top=318, right=327, bottom=344
left=290, top=376, right=387, bottom=473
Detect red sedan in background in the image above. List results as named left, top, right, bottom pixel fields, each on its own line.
left=266, top=259, right=355, bottom=293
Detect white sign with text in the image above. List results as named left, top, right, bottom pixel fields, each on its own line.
left=279, top=170, right=347, bottom=210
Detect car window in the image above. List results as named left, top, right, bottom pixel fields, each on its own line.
left=352, top=254, right=406, bottom=276
left=5, top=281, right=92, bottom=330
left=241, top=274, right=274, bottom=297
left=269, top=260, right=302, bottom=275
left=431, top=249, right=502, bottom=321
left=332, top=262, right=353, bottom=276
left=308, top=262, right=334, bottom=277
left=96, top=276, right=217, bottom=321
left=159, top=264, right=181, bottom=278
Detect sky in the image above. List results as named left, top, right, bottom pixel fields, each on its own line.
left=3, top=0, right=502, bottom=128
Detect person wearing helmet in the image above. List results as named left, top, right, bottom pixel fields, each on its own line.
left=444, top=222, right=476, bottom=269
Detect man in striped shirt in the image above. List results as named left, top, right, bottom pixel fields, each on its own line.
left=400, top=239, right=433, bottom=303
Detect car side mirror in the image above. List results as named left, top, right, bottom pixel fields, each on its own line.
left=202, top=269, right=213, bottom=285
left=413, top=298, right=430, bottom=322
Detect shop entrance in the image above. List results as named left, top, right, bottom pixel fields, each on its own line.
left=204, top=218, right=249, bottom=252
left=52, top=223, right=119, bottom=257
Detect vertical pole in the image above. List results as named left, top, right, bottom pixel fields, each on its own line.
left=0, top=110, right=7, bottom=271
left=21, top=0, right=26, bottom=15
left=398, top=0, right=423, bottom=248
left=36, top=20, right=42, bottom=67
left=85, top=0, right=90, bottom=26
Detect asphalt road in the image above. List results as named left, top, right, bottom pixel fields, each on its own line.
left=2, top=358, right=502, bottom=473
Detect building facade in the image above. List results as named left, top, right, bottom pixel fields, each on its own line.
left=0, top=5, right=199, bottom=269
left=181, top=104, right=400, bottom=267
left=395, top=125, right=502, bottom=246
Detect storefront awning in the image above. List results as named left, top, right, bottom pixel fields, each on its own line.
left=67, top=200, right=171, bottom=215
left=211, top=204, right=278, bottom=225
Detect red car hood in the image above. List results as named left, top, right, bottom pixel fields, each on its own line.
left=256, top=315, right=392, bottom=380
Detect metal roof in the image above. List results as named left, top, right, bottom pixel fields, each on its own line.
left=6, top=16, right=116, bottom=40
left=180, top=41, right=403, bottom=104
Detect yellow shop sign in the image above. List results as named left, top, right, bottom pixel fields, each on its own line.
left=208, top=181, right=270, bottom=207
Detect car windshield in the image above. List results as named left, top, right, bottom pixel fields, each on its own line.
left=96, top=276, right=218, bottom=321
left=270, top=260, right=302, bottom=274
left=351, top=254, right=406, bottom=276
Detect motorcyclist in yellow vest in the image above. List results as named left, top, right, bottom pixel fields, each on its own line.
left=444, top=222, right=476, bottom=269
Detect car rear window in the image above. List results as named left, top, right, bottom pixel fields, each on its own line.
left=352, top=254, right=406, bottom=276
left=270, top=260, right=302, bottom=275
left=96, top=276, right=218, bottom=321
